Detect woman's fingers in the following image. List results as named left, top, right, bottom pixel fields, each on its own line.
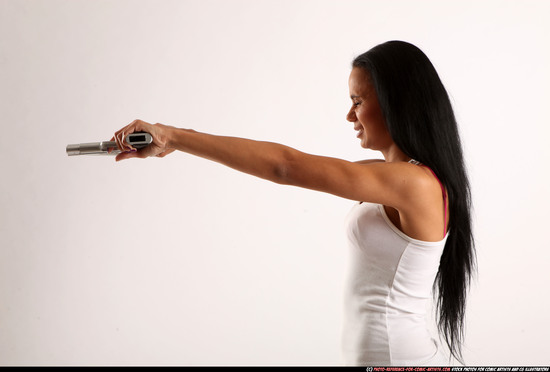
left=112, top=120, right=173, bottom=161
left=113, top=121, right=133, bottom=150
left=113, top=120, right=142, bottom=152
left=116, top=129, right=133, bottom=152
left=113, top=122, right=138, bottom=160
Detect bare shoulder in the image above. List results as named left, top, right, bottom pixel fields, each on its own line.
left=361, top=160, right=430, bottom=182
left=282, top=153, right=441, bottom=214
left=368, top=161, right=448, bottom=241
left=345, top=160, right=440, bottom=210
left=366, top=161, right=442, bottom=209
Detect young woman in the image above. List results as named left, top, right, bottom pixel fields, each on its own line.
left=111, top=40, right=475, bottom=366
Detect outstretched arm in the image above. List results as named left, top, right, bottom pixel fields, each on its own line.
left=112, top=120, right=425, bottom=211
left=113, top=120, right=303, bottom=184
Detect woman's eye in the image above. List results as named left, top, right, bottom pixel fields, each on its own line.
left=354, top=102, right=361, bottom=106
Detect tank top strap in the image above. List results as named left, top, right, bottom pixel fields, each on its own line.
left=408, top=159, right=448, bottom=235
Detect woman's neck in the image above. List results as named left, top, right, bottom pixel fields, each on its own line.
left=382, top=144, right=410, bottom=163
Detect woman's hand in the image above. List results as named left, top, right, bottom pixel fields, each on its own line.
left=110, top=119, right=176, bottom=161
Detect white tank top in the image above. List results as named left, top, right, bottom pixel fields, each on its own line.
left=342, top=201, right=449, bottom=365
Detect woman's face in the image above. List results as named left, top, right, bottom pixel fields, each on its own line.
left=347, top=67, right=392, bottom=150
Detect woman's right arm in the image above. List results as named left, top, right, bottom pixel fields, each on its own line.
left=113, top=119, right=427, bottom=211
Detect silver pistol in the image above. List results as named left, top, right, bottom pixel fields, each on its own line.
left=66, top=132, right=153, bottom=156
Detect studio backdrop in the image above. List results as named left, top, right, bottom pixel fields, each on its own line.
left=1, top=0, right=549, bottom=366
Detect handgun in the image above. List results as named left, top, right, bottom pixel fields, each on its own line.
left=66, top=132, right=153, bottom=156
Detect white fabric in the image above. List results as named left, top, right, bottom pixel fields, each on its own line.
left=342, top=202, right=450, bottom=366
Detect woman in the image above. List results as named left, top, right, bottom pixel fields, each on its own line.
left=111, top=40, right=475, bottom=366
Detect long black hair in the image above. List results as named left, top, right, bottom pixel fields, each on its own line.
left=352, top=41, right=476, bottom=363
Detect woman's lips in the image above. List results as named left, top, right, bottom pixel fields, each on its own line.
left=356, top=128, right=363, bottom=138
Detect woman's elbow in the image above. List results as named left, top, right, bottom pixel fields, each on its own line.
left=273, top=161, right=291, bottom=185
left=272, top=148, right=298, bottom=185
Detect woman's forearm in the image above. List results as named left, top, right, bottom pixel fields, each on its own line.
left=166, top=126, right=296, bottom=184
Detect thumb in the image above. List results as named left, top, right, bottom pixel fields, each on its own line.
left=115, top=150, right=140, bottom=162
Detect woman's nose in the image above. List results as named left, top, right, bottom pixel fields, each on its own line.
left=346, top=107, right=356, bottom=122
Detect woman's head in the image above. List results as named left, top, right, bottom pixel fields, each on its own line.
left=346, top=67, right=392, bottom=151
left=351, top=40, right=459, bottom=166
left=351, top=41, right=476, bottom=363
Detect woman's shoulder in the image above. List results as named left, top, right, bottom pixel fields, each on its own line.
left=357, top=159, right=434, bottom=184
left=364, top=160, right=444, bottom=208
